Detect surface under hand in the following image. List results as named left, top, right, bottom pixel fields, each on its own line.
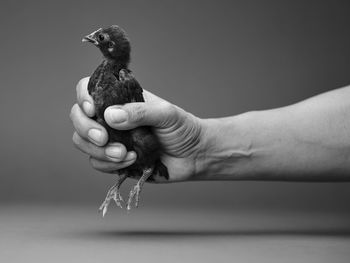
left=1, top=203, right=350, bottom=263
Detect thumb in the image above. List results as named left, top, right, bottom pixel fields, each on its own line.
left=104, top=101, right=177, bottom=130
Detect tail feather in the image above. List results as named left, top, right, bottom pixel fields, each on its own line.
left=148, top=159, right=169, bottom=182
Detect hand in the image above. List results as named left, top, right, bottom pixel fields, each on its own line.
left=70, top=77, right=206, bottom=182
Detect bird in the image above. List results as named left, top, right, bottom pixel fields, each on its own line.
left=82, top=25, right=169, bottom=216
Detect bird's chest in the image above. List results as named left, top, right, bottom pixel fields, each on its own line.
left=89, top=70, right=131, bottom=119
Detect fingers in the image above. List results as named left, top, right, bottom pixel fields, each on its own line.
left=104, top=101, right=178, bottom=130
left=72, top=132, right=130, bottom=161
left=76, top=77, right=95, bottom=117
left=73, top=132, right=137, bottom=172
left=89, top=153, right=137, bottom=173
left=73, top=77, right=139, bottom=174
left=70, top=103, right=108, bottom=146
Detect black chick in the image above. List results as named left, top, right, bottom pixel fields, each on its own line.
left=82, top=26, right=168, bottom=216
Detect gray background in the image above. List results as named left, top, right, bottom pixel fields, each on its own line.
left=1, top=0, right=350, bottom=214
left=1, top=1, right=350, bottom=262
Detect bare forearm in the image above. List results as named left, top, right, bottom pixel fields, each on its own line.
left=196, top=86, right=350, bottom=181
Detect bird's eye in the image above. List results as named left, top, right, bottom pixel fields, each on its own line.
left=108, top=42, right=114, bottom=48
left=98, top=34, right=105, bottom=41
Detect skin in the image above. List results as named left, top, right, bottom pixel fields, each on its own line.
left=70, top=77, right=350, bottom=182
left=71, top=77, right=203, bottom=182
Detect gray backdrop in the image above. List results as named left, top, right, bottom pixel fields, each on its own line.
left=1, top=0, right=350, bottom=213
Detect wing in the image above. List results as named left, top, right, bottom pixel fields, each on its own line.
left=89, top=64, right=133, bottom=118
left=119, top=69, right=144, bottom=102
left=88, top=62, right=105, bottom=95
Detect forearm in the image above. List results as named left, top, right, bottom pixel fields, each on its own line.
left=196, top=86, right=350, bottom=181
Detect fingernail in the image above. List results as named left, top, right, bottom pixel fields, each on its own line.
left=125, top=151, right=137, bottom=161
left=83, top=101, right=93, bottom=116
left=105, top=146, right=122, bottom=159
left=107, top=108, right=128, bottom=123
left=88, top=129, right=102, bottom=144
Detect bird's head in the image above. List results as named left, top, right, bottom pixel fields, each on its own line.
left=82, top=25, right=131, bottom=65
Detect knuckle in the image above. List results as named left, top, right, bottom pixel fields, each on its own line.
left=76, top=79, right=83, bottom=95
left=72, top=132, right=81, bottom=146
left=161, top=101, right=176, bottom=115
left=129, top=104, right=146, bottom=123
left=76, top=77, right=89, bottom=92
left=76, top=77, right=90, bottom=102
left=69, top=104, right=79, bottom=121
left=89, top=157, right=98, bottom=169
left=159, top=102, right=178, bottom=126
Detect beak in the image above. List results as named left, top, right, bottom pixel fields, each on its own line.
left=82, top=28, right=102, bottom=45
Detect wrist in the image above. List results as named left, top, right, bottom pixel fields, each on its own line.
left=194, top=112, right=258, bottom=180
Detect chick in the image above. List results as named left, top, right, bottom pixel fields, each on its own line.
left=82, top=26, right=169, bottom=216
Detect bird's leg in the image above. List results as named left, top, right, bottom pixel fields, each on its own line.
left=127, top=167, right=154, bottom=211
left=98, top=173, right=127, bottom=217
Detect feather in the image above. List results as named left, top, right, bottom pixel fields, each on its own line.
left=83, top=25, right=169, bottom=215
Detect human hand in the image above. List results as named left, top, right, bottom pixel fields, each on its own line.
left=70, top=77, right=206, bottom=182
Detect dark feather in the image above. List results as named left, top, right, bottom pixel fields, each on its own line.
left=87, top=26, right=169, bottom=181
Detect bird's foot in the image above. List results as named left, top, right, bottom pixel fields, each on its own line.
left=98, top=184, right=124, bottom=217
left=111, top=191, right=124, bottom=208
left=127, top=183, right=142, bottom=211
left=98, top=199, right=110, bottom=218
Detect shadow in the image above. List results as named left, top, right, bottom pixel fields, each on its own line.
left=66, top=227, right=350, bottom=241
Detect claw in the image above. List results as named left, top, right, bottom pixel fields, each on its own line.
left=126, top=167, right=154, bottom=211
left=127, top=184, right=141, bottom=210
left=112, top=192, right=124, bottom=208
left=126, top=190, right=134, bottom=211
left=98, top=174, right=127, bottom=217
left=102, top=206, right=108, bottom=217
left=98, top=194, right=112, bottom=217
